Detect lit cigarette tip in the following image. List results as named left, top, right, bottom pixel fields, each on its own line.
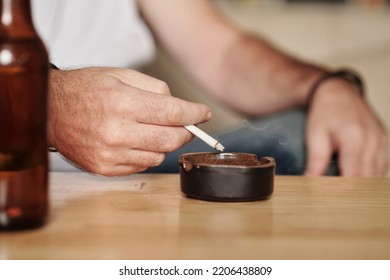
left=184, top=125, right=226, bottom=152
left=215, top=143, right=225, bottom=152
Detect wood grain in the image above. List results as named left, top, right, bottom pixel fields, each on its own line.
left=1, top=173, right=389, bottom=260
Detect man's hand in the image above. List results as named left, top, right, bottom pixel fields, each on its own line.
left=305, top=78, right=389, bottom=177
left=48, top=67, right=211, bottom=176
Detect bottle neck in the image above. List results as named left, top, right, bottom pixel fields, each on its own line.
left=0, top=0, right=36, bottom=37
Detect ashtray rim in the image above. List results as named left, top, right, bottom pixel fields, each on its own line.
left=179, top=152, right=275, bottom=172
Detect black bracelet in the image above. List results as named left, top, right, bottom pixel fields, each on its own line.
left=307, top=69, right=364, bottom=106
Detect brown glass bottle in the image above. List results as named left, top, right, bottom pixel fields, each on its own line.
left=0, top=0, right=49, bottom=230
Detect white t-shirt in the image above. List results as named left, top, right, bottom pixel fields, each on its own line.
left=31, top=0, right=156, bottom=171
left=32, top=0, right=156, bottom=68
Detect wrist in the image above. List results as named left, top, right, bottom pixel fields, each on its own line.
left=306, top=69, right=364, bottom=107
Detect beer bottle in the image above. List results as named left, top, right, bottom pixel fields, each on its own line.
left=0, top=0, right=49, bottom=230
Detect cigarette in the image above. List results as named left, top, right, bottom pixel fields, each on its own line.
left=184, top=125, right=225, bottom=152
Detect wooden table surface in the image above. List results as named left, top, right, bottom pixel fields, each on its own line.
left=1, top=172, right=389, bottom=260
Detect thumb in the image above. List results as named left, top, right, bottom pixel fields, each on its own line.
left=304, top=130, right=333, bottom=176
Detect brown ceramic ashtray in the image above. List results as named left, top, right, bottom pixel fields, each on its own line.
left=179, top=152, right=275, bottom=202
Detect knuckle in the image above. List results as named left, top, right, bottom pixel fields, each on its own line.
left=344, top=123, right=365, bottom=141
left=102, top=133, right=117, bottom=147
left=105, top=92, right=125, bottom=114
left=98, top=123, right=122, bottom=147
left=166, top=101, right=184, bottom=124
left=135, top=153, right=165, bottom=167
left=101, top=133, right=115, bottom=147
left=90, top=161, right=114, bottom=176
left=95, top=148, right=114, bottom=163
left=99, top=169, right=117, bottom=177
left=158, top=130, right=181, bottom=152
left=89, top=148, right=127, bottom=176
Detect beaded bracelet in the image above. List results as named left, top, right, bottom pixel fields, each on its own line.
left=307, top=69, right=364, bottom=106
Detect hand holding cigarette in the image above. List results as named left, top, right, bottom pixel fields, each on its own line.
left=48, top=67, right=212, bottom=176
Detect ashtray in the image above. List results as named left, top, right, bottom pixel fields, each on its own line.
left=179, top=152, right=275, bottom=202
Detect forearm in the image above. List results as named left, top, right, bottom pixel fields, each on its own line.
left=208, top=33, right=327, bottom=116
left=137, top=0, right=327, bottom=116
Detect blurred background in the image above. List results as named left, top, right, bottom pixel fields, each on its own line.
left=144, top=0, right=390, bottom=175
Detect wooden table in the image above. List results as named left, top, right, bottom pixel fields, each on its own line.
left=1, top=173, right=389, bottom=260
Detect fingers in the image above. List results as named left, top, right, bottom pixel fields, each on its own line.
left=361, top=125, right=389, bottom=177
left=304, top=129, right=333, bottom=176
left=375, top=124, right=389, bottom=176
left=129, top=91, right=212, bottom=126
left=336, top=126, right=364, bottom=177
left=85, top=122, right=195, bottom=176
left=377, top=137, right=389, bottom=176
left=98, top=121, right=194, bottom=153
left=306, top=78, right=389, bottom=177
left=109, top=68, right=171, bottom=95
left=55, top=138, right=167, bottom=177
left=360, top=127, right=380, bottom=177
left=305, top=123, right=387, bottom=177
left=86, top=149, right=166, bottom=177
left=335, top=117, right=389, bottom=177
left=113, top=68, right=213, bottom=125
left=108, top=74, right=212, bottom=126
left=128, top=124, right=195, bottom=152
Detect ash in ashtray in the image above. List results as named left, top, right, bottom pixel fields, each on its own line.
left=184, top=152, right=264, bottom=166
